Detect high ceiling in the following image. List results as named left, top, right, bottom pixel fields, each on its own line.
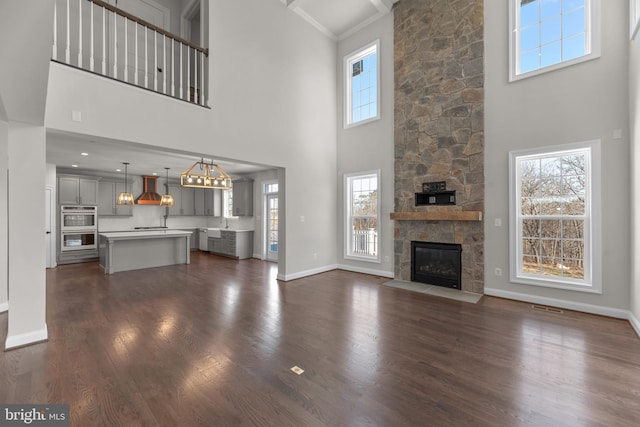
left=46, top=0, right=398, bottom=179
left=281, top=0, right=397, bottom=40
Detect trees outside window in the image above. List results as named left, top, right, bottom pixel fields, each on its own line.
left=345, top=171, right=380, bottom=262
left=509, top=141, right=601, bottom=293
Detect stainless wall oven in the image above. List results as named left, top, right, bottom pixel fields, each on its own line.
left=60, top=206, right=97, bottom=252
left=61, top=205, right=97, bottom=230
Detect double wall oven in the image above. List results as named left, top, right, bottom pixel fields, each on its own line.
left=60, top=206, right=98, bottom=252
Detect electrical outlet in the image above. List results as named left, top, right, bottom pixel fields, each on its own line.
left=384, top=256, right=389, bottom=262
left=494, top=218, right=502, bottom=227
left=494, top=268, right=502, bottom=276
left=290, top=366, right=304, bottom=375
left=300, top=215, right=305, bottom=222
left=313, top=253, right=317, bottom=260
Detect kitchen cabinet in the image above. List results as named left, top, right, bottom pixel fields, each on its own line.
left=168, top=185, right=196, bottom=216
left=196, top=188, right=222, bottom=216
left=58, top=176, right=99, bottom=205
left=208, top=230, right=253, bottom=259
left=232, top=179, right=254, bottom=216
left=98, top=181, right=133, bottom=216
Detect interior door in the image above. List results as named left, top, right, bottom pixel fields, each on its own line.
left=110, top=0, right=169, bottom=86
left=266, top=194, right=278, bottom=262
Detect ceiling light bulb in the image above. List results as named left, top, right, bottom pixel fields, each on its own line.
left=188, top=177, right=193, bottom=183
left=197, top=178, right=202, bottom=184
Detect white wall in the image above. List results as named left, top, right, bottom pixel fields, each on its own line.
left=630, top=35, right=640, bottom=331
left=0, top=119, right=8, bottom=312
left=6, top=123, right=48, bottom=349
left=336, top=13, right=394, bottom=278
left=44, top=0, right=338, bottom=280
left=484, top=1, right=631, bottom=315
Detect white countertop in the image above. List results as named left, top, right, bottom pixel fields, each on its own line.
left=99, top=230, right=193, bottom=240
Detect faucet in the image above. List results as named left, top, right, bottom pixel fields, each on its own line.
left=224, top=217, right=229, bottom=229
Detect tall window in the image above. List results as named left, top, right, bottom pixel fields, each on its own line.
left=344, top=40, right=380, bottom=127
left=509, top=141, right=601, bottom=293
left=345, top=171, right=380, bottom=262
left=509, top=0, right=600, bottom=81
left=224, top=190, right=233, bottom=218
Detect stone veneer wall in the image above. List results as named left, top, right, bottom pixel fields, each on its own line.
left=393, top=0, right=485, bottom=293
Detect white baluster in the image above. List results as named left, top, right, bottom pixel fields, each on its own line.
left=134, top=23, right=138, bottom=85
left=101, top=6, right=106, bottom=75
left=123, top=18, right=128, bottom=82
left=112, top=11, right=117, bottom=78
left=187, top=46, right=190, bottom=102
left=154, top=32, right=158, bottom=91
left=89, top=1, right=94, bottom=71
left=171, top=39, right=175, bottom=96
left=201, top=50, right=205, bottom=106
left=77, top=0, right=82, bottom=67
left=179, top=43, right=183, bottom=99
left=52, top=1, right=57, bottom=60
left=163, top=35, right=167, bottom=94
left=144, top=27, right=148, bottom=88
left=194, top=51, right=198, bottom=104
left=65, top=0, right=70, bottom=63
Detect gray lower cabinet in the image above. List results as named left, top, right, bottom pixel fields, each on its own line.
left=208, top=230, right=253, bottom=259
left=98, top=181, right=133, bottom=216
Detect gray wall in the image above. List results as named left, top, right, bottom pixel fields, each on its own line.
left=337, top=13, right=395, bottom=278
left=630, top=28, right=640, bottom=330
left=484, top=0, right=630, bottom=315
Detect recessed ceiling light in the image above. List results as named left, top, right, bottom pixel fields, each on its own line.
left=116, top=168, right=122, bottom=172
left=152, top=172, right=158, bottom=176
left=81, top=152, right=88, bottom=156
left=71, top=164, right=79, bottom=168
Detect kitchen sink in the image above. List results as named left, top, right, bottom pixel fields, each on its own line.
left=207, top=228, right=222, bottom=238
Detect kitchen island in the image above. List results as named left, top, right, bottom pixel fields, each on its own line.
left=99, top=230, right=191, bottom=274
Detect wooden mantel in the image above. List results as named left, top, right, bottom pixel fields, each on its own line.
left=390, top=211, right=483, bottom=221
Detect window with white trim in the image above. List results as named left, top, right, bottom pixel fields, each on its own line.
left=224, top=190, right=233, bottom=218
left=344, top=40, right=380, bottom=127
left=509, top=0, right=601, bottom=81
left=345, top=171, right=380, bottom=262
left=509, top=141, right=601, bottom=293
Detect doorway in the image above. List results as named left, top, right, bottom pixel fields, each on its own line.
left=264, top=182, right=278, bottom=262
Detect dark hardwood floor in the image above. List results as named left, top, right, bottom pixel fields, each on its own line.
left=1, top=252, right=639, bottom=426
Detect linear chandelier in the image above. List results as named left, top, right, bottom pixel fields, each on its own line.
left=180, top=159, right=232, bottom=190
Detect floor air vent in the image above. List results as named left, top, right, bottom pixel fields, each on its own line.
left=531, top=305, right=564, bottom=314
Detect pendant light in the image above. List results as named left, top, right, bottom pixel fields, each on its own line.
left=116, top=162, right=135, bottom=205
left=160, top=167, right=175, bottom=207
left=180, top=158, right=232, bottom=190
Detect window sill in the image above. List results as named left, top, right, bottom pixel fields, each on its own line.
left=510, top=52, right=601, bottom=82
left=510, top=274, right=602, bottom=294
left=344, top=115, right=380, bottom=130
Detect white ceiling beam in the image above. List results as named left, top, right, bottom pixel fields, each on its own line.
left=369, top=0, right=393, bottom=14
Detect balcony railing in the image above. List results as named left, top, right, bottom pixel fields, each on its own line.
left=52, top=0, right=208, bottom=106
left=352, top=229, right=378, bottom=256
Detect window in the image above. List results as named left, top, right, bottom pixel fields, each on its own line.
left=509, top=141, right=601, bottom=293
left=345, top=171, right=380, bottom=262
left=224, top=190, right=234, bottom=218
left=509, top=0, right=601, bottom=81
left=344, top=40, right=379, bottom=127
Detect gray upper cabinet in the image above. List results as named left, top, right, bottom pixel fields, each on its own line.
left=58, top=176, right=98, bottom=205
left=193, top=188, right=223, bottom=216
left=98, top=181, right=132, bottom=216
left=167, top=185, right=195, bottom=216
left=232, top=179, right=254, bottom=216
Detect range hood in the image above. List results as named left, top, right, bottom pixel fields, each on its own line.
left=135, top=176, right=163, bottom=205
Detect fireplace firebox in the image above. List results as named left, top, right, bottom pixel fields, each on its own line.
left=411, top=241, right=462, bottom=289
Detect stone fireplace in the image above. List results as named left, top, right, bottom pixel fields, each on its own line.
left=393, top=0, right=484, bottom=293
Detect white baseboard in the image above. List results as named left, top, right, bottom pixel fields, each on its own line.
left=253, top=253, right=263, bottom=260
left=0, top=301, right=8, bottom=313
left=5, top=324, right=48, bottom=350
left=629, top=311, right=640, bottom=338
left=484, top=288, right=629, bottom=319
left=277, top=264, right=338, bottom=281
left=337, top=264, right=394, bottom=278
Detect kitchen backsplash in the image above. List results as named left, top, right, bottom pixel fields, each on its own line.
left=98, top=205, right=255, bottom=231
